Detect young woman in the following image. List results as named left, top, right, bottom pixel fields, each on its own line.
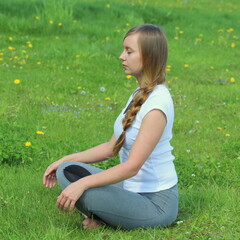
left=43, top=24, right=178, bottom=230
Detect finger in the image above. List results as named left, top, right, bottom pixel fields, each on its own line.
left=69, top=200, right=76, bottom=213
left=63, top=199, right=71, bottom=212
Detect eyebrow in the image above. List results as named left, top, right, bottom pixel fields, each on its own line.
left=124, top=46, right=134, bottom=51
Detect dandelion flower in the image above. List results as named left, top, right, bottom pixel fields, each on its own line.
left=55, top=36, right=60, bottom=40
left=14, top=79, right=21, bottom=84
left=231, top=43, right=236, bottom=48
left=25, top=142, right=31, bottom=147
left=77, top=86, right=82, bottom=90
left=36, top=131, right=44, bottom=135
left=100, top=87, right=106, bottom=92
left=126, top=75, right=132, bottom=79
left=35, top=16, right=40, bottom=20
left=8, top=46, right=15, bottom=50
left=225, top=133, right=230, bottom=137
left=37, top=61, right=41, bottom=65
left=184, top=64, right=189, bottom=68
left=75, top=54, right=80, bottom=58
left=105, top=36, right=110, bottom=41
left=58, top=23, right=63, bottom=26
left=227, top=28, right=234, bottom=32
left=106, top=4, right=110, bottom=8
left=199, top=33, right=203, bottom=37
left=179, top=30, right=184, bottom=34
left=49, top=20, right=53, bottom=24
left=9, top=37, right=13, bottom=41
left=28, top=44, right=33, bottom=48
left=175, top=27, right=180, bottom=30
left=210, top=66, right=214, bottom=70
left=126, top=23, right=130, bottom=27
left=217, top=127, right=222, bottom=131
left=174, top=36, right=179, bottom=40
left=105, top=97, right=111, bottom=101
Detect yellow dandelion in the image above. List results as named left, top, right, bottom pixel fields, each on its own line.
left=14, top=56, right=18, bottom=59
left=167, top=80, right=171, bottom=84
left=55, top=36, right=60, bottom=40
left=175, top=27, right=180, bottom=30
left=233, top=35, right=237, bottom=39
left=42, top=126, right=47, bottom=129
left=210, top=66, right=214, bottom=70
left=75, top=54, right=80, bottom=58
left=225, top=133, right=230, bottom=137
left=225, top=68, right=229, bottom=72
left=231, top=43, right=236, bottom=48
left=105, top=36, right=110, bottom=41
left=49, top=20, right=53, bottom=24
left=196, top=38, right=202, bottom=42
left=217, top=127, right=222, bottom=131
left=217, top=29, right=224, bottom=33
left=106, top=4, right=110, bottom=8
left=0, top=58, right=2, bottom=61
left=8, top=46, right=15, bottom=50
left=0, top=52, right=3, bottom=55
left=184, top=64, right=189, bottom=68
left=77, top=86, right=82, bottom=90
left=166, top=68, right=171, bottom=72
left=25, top=142, right=31, bottom=147
left=21, top=50, right=26, bottom=53
left=199, top=34, right=203, bottom=37
left=126, top=75, right=132, bottom=79
left=126, top=23, right=130, bottom=27
left=28, top=44, right=33, bottom=48
left=9, top=37, right=13, bottom=41
left=58, top=23, right=63, bottom=26
left=227, top=28, right=234, bottom=32
left=230, top=77, right=235, bottom=83
left=36, top=131, right=44, bottom=135
left=14, top=79, right=21, bottom=84
left=35, top=16, right=40, bottom=20
left=20, top=60, right=26, bottom=64
left=25, top=55, right=29, bottom=59
left=179, top=30, right=184, bottom=34
left=105, top=97, right=111, bottom=101
left=174, top=36, right=179, bottom=40
left=37, top=61, right=41, bottom=65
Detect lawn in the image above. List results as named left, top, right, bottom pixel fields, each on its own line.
left=0, top=0, right=239, bottom=239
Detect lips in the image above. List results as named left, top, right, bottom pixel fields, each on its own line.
left=122, top=64, right=128, bottom=69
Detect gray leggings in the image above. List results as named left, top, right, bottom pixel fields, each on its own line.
left=56, top=161, right=178, bottom=230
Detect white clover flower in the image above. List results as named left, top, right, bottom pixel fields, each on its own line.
left=80, top=90, right=86, bottom=95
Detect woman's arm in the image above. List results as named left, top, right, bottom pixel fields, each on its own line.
left=61, top=134, right=116, bottom=164
left=57, top=109, right=167, bottom=212
left=43, top=134, right=116, bottom=188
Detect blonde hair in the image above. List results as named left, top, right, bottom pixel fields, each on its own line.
left=113, top=24, right=168, bottom=156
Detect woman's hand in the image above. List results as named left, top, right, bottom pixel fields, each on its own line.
left=43, top=159, right=64, bottom=188
left=56, top=180, right=85, bottom=212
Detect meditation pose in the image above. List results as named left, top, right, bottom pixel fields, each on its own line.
left=43, top=24, right=178, bottom=230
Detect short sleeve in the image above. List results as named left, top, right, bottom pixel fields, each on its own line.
left=139, top=89, right=173, bottom=123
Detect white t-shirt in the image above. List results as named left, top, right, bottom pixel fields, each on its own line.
left=114, top=84, right=178, bottom=193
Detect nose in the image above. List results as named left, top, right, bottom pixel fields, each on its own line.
left=119, top=51, right=125, bottom=61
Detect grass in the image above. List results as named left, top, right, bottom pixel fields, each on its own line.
left=0, top=0, right=240, bottom=239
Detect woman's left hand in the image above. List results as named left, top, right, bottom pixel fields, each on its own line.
left=56, top=181, right=85, bottom=212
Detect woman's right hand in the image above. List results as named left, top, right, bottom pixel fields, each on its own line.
left=43, top=159, right=64, bottom=188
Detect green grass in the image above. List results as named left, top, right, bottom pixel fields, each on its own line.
left=0, top=0, right=240, bottom=239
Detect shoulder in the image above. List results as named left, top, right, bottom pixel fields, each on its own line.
left=139, top=84, right=174, bottom=121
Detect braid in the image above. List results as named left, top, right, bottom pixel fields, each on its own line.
left=112, top=83, right=157, bottom=156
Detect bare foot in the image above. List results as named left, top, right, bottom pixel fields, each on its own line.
left=82, top=215, right=102, bottom=230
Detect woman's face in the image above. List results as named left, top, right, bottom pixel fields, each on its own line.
left=119, top=33, right=142, bottom=79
